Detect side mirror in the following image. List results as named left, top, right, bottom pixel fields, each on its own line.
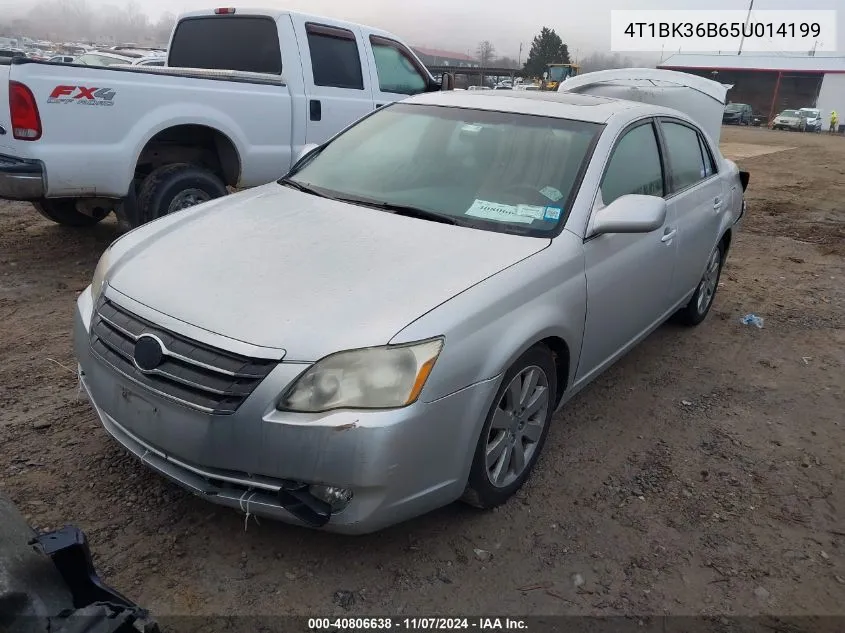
left=294, top=143, right=320, bottom=165
left=590, top=195, right=667, bottom=237
left=440, top=72, right=455, bottom=91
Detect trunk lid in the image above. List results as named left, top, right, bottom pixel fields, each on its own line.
left=559, top=68, right=730, bottom=145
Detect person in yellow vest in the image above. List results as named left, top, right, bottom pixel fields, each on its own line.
left=830, top=110, right=839, bottom=134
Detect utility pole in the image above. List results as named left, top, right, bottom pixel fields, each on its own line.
left=738, top=0, right=754, bottom=55
left=518, top=42, right=523, bottom=67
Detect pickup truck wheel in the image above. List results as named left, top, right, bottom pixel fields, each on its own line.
left=137, top=163, right=228, bottom=225
left=674, top=243, right=724, bottom=326
left=462, top=345, right=556, bottom=509
left=32, top=199, right=109, bottom=227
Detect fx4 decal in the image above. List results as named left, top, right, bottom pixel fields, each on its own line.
left=47, top=85, right=116, bottom=106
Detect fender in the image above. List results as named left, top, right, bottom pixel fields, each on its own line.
left=390, top=235, right=587, bottom=406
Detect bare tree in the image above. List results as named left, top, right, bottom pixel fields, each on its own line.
left=476, top=40, right=495, bottom=68
left=13, top=0, right=165, bottom=45
left=152, top=12, right=177, bottom=46
left=579, top=51, right=635, bottom=73
left=493, top=56, right=519, bottom=69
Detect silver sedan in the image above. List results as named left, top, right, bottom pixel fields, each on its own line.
left=74, top=88, right=748, bottom=533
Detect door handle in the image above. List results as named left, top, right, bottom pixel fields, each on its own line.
left=713, top=196, right=723, bottom=211
left=661, top=228, right=677, bottom=243
left=309, top=99, right=322, bottom=122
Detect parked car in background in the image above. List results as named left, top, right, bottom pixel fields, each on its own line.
left=72, top=47, right=166, bottom=67
left=722, top=102, right=752, bottom=125
left=799, top=108, right=823, bottom=132
left=772, top=109, right=806, bottom=131
left=48, top=54, right=75, bottom=63
left=134, top=56, right=166, bottom=67
left=0, top=8, right=448, bottom=230
left=0, top=49, right=25, bottom=59
left=74, top=71, right=749, bottom=534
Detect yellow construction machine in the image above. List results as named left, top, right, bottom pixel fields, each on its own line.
left=542, top=63, right=580, bottom=91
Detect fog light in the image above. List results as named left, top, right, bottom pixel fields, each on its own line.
left=310, top=484, right=353, bottom=511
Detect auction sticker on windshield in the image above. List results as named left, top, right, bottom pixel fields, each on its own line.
left=466, top=200, right=534, bottom=224
left=516, top=204, right=546, bottom=219
left=540, top=186, right=563, bottom=201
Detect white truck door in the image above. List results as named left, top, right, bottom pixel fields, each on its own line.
left=359, top=31, right=433, bottom=108
left=291, top=17, right=375, bottom=145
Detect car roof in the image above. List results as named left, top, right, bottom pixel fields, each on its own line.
left=83, top=50, right=136, bottom=60
left=404, top=90, right=662, bottom=124
left=178, top=8, right=399, bottom=40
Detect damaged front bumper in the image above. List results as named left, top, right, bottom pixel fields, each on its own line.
left=74, top=288, right=499, bottom=534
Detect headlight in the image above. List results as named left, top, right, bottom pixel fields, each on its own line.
left=278, top=338, right=444, bottom=413
left=91, top=247, right=112, bottom=305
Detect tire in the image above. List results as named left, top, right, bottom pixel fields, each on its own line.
left=32, top=199, right=109, bottom=227
left=136, top=163, right=228, bottom=226
left=674, top=242, right=724, bottom=327
left=462, top=345, right=557, bottom=509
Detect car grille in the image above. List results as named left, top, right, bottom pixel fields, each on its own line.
left=89, top=298, right=278, bottom=414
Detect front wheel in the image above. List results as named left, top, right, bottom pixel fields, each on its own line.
left=674, top=243, right=724, bottom=326
left=136, top=163, right=228, bottom=226
left=33, top=199, right=109, bottom=227
left=462, top=345, right=557, bottom=509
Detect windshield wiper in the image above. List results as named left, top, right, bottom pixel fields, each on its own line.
left=279, top=179, right=334, bottom=199
left=337, top=198, right=466, bottom=226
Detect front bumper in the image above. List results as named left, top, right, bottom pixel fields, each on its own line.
left=0, top=153, right=45, bottom=200
left=74, top=289, right=499, bottom=534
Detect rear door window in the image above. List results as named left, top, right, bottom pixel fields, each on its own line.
left=168, top=16, right=282, bottom=74
left=661, top=121, right=708, bottom=192
left=305, top=23, right=364, bottom=90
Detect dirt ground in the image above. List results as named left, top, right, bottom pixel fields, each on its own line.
left=1, top=126, right=843, bottom=621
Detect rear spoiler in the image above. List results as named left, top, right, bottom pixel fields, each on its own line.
left=739, top=170, right=750, bottom=192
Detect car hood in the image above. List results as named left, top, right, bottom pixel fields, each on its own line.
left=107, top=184, right=550, bottom=360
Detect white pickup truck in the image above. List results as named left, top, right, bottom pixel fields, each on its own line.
left=0, top=8, right=451, bottom=228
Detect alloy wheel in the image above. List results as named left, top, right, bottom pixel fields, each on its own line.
left=485, top=366, right=550, bottom=488
left=696, top=248, right=722, bottom=315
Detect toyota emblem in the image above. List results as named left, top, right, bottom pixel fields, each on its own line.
left=133, top=334, right=165, bottom=372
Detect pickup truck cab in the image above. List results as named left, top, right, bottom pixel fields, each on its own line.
left=0, top=8, right=449, bottom=228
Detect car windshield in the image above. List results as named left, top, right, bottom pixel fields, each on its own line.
left=74, top=53, right=131, bottom=66
left=284, top=103, right=603, bottom=236
left=725, top=104, right=745, bottom=112
left=781, top=110, right=798, bottom=117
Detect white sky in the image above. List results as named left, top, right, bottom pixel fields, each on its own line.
left=5, top=0, right=843, bottom=59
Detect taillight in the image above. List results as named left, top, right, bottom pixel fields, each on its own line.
left=214, top=7, right=236, bottom=14
left=9, top=81, right=42, bottom=141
